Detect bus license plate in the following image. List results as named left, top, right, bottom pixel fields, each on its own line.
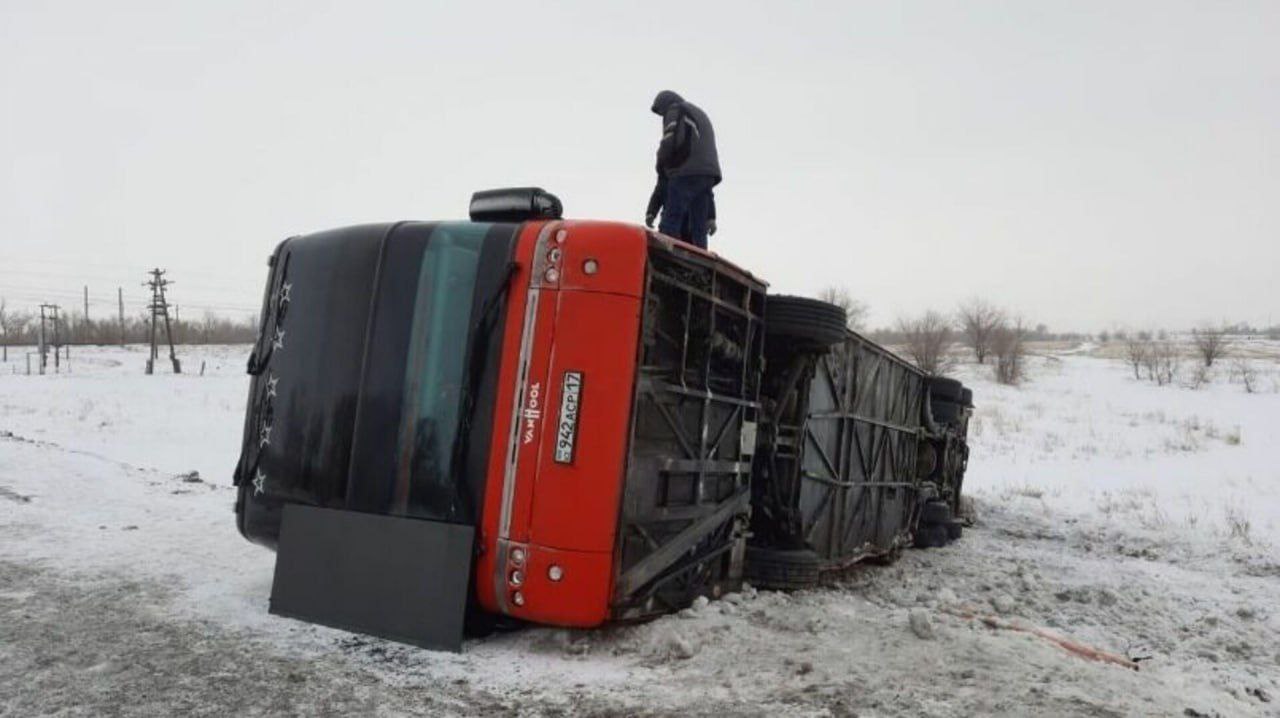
left=554, top=371, right=583, bottom=464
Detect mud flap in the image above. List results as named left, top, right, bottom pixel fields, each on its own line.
left=270, top=504, right=473, bottom=652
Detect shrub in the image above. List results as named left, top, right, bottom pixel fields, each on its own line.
left=1192, top=325, right=1231, bottom=368
left=956, top=298, right=1005, bottom=365
left=992, top=319, right=1029, bottom=385
left=816, top=286, right=869, bottom=332
left=897, top=311, right=955, bottom=375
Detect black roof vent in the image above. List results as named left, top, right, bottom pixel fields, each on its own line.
left=469, top=187, right=563, bottom=222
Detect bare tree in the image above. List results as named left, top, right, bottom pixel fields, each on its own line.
left=16, top=307, right=258, bottom=347
left=0, top=300, right=32, bottom=362
left=1192, top=325, right=1231, bottom=368
left=816, top=286, right=869, bottom=332
left=1230, top=358, right=1258, bottom=394
left=991, top=317, right=1029, bottom=385
left=1144, top=342, right=1181, bottom=386
left=897, top=310, right=954, bottom=374
left=189, top=311, right=259, bottom=344
left=956, top=298, right=1005, bottom=364
left=1123, top=338, right=1149, bottom=380
left=1158, top=343, right=1180, bottom=386
left=1184, top=364, right=1210, bottom=390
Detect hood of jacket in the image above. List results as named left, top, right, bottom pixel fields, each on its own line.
left=651, top=90, right=684, bottom=115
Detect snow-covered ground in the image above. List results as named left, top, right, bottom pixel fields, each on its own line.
left=2, top=344, right=1279, bottom=716
left=961, top=343, right=1280, bottom=546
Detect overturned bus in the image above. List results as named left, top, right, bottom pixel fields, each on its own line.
left=232, top=188, right=972, bottom=650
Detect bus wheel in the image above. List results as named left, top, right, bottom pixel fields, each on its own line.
left=765, top=295, right=848, bottom=352
left=913, top=524, right=949, bottom=548
left=744, top=546, right=821, bottom=590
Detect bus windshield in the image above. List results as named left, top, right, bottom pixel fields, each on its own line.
left=394, top=223, right=489, bottom=521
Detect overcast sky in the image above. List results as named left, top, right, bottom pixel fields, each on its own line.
left=2, top=1, right=1276, bottom=330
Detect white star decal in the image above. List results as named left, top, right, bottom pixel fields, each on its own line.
left=266, top=374, right=279, bottom=399
left=279, top=282, right=292, bottom=304
left=259, top=422, right=273, bottom=447
left=271, top=327, right=286, bottom=351
left=253, top=469, right=266, bottom=495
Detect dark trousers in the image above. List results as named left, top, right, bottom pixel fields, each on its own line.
left=659, top=175, right=716, bottom=249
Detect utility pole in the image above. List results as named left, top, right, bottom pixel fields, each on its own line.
left=143, top=268, right=181, bottom=374
left=36, top=304, right=63, bottom=373
left=118, top=287, right=125, bottom=346
left=39, top=304, right=61, bottom=373
left=82, top=285, right=90, bottom=348
left=52, top=305, right=61, bottom=371
left=38, top=305, right=48, bottom=374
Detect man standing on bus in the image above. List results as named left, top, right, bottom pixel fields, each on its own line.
left=643, top=90, right=722, bottom=249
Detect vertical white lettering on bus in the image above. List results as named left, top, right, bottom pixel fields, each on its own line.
left=522, top=382, right=541, bottom=445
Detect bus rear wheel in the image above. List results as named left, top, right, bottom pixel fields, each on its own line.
left=765, top=296, right=848, bottom=352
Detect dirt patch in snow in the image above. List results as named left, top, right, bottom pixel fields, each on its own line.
left=0, top=560, right=514, bottom=717
left=0, top=486, right=32, bottom=504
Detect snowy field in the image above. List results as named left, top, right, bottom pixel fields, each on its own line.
left=2, top=343, right=1280, bottom=716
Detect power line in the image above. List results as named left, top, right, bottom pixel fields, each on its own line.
left=0, top=276, right=260, bottom=297
left=0, top=267, right=264, bottom=294
left=3, top=255, right=271, bottom=280
left=0, top=255, right=265, bottom=280
left=1, top=268, right=268, bottom=294
left=0, top=271, right=263, bottom=298
left=0, top=284, right=260, bottom=314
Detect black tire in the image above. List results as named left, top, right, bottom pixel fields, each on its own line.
left=745, top=546, right=821, bottom=590
left=944, top=519, right=963, bottom=541
left=960, top=387, right=973, bottom=407
left=929, top=376, right=963, bottom=403
left=765, top=296, right=847, bottom=351
left=913, top=524, right=948, bottom=549
left=920, top=500, right=952, bottom=526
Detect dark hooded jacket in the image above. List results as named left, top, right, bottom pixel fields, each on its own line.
left=651, top=90, right=721, bottom=182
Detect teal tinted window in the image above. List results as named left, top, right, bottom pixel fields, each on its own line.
left=397, top=223, right=489, bottom=519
